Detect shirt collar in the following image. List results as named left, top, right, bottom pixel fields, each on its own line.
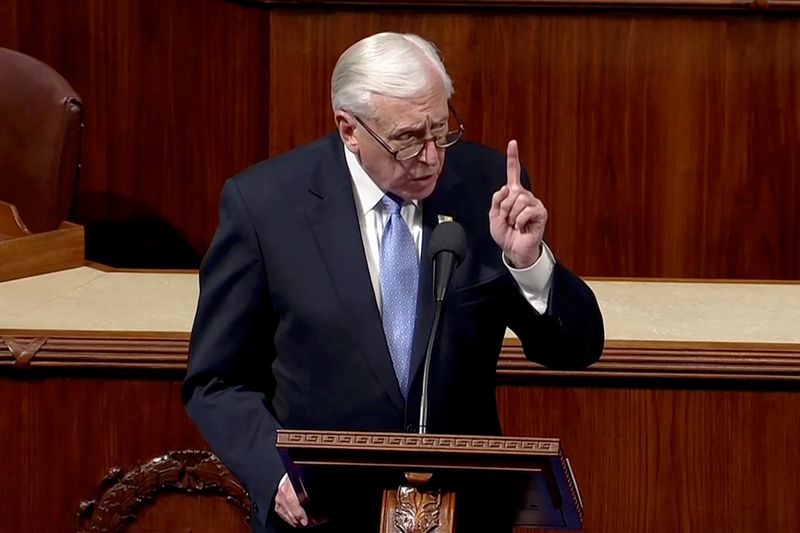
left=344, top=146, right=419, bottom=215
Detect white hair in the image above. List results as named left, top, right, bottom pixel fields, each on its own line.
left=331, top=32, right=454, bottom=119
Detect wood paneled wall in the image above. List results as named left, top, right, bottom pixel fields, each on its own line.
left=0, top=376, right=209, bottom=532
left=1, top=0, right=271, bottom=267
left=497, top=383, right=800, bottom=533
left=2, top=340, right=800, bottom=532
left=267, top=11, right=800, bottom=279
left=1, top=1, right=797, bottom=277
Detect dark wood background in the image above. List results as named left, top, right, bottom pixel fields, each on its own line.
left=2, top=334, right=800, bottom=532
left=1, top=0, right=797, bottom=276
left=2, top=1, right=800, bottom=531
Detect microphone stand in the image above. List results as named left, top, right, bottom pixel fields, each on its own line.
left=418, top=298, right=444, bottom=435
left=415, top=222, right=465, bottom=435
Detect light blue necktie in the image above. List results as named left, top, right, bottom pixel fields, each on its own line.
left=380, top=193, right=419, bottom=398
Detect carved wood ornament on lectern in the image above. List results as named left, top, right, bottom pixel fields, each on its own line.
left=381, top=471, right=456, bottom=533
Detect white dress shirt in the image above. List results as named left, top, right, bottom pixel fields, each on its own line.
left=344, top=147, right=555, bottom=315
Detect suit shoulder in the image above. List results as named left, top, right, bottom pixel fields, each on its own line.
left=230, top=133, right=341, bottom=199
left=445, top=140, right=508, bottom=189
left=449, top=140, right=505, bottom=164
left=448, top=140, right=505, bottom=173
left=446, top=140, right=535, bottom=190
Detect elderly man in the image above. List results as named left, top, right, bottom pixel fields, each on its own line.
left=184, top=32, right=604, bottom=532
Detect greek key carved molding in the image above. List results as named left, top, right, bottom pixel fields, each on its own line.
left=279, top=431, right=560, bottom=455
left=559, top=453, right=584, bottom=523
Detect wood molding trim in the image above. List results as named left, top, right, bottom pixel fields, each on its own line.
left=2, top=332, right=800, bottom=382
left=498, top=341, right=800, bottom=382
left=0, top=333, right=189, bottom=371
left=766, top=0, right=800, bottom=6
left=239, top=0, right=780, bottom=11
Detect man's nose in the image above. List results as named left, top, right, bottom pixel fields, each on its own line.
left=417, top=139, right=441, bottom=166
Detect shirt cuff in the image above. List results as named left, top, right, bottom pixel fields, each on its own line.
left=502, top=242, right=556, bottom=315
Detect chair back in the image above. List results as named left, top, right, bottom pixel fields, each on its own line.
left=0, top=47, right=84, bottom=233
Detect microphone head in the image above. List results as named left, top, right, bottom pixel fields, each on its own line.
left=428, top=221, right=467, bottom=265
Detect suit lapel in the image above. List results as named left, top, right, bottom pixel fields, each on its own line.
left=304, top=138, right=405, bottom=412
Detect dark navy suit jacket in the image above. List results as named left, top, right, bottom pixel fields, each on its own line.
left=183, top=133, right=604, bottom=531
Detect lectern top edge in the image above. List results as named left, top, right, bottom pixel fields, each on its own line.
left=276, top=429, right=563, bottom=457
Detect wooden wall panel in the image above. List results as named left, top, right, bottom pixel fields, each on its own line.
left=497, top=384, right=800, bottom=533
left=255, top=0, right=755, bottom=6
left=0, top=2, right=797, bottom=277
left=0, top=0, right=271, bottom=267
left=3, top=351, right=800, bottom=532
left=1, top=325, right=799, bottom=531
left=0, top=376, right=219, bottom=532
left=268, top=10, right=800, bottom=279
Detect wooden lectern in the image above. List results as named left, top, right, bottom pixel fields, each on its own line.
left=277, top=430, right=583, bottom=532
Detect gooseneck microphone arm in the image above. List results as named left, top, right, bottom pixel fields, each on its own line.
left=418, top=300, right=444, bottom=434
left=418, top=222, right=467, bottom=435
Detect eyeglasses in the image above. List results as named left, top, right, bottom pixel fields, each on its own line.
left=352, top=104, right=465, bottom=161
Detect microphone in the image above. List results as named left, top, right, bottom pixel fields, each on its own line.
left=418, top=221, right=467, bottom=434
left=430, top=222, right=468, bottom=303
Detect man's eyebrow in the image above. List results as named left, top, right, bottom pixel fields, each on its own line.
left=388, top=121, right=427, bottom=136
left=390, top=117, right=449, bottom=136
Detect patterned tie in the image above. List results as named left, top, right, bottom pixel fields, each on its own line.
left=380, top=193, right=419, bottom=398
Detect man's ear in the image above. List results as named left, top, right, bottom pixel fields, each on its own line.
left=334, top=111, right=359, bottom=153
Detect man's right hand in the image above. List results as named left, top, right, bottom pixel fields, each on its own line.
left=275, top=474, right=320, bottom=528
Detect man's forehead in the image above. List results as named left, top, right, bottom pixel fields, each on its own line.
left=374, top=99, right=449, bottom=131
left=394, top=114, right=446, bottom=128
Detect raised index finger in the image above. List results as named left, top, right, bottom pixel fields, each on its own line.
left=506, top=139, right=521, bottom=188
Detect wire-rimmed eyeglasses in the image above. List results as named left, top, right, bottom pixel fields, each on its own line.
left=352, top=104, right=465, bottom=161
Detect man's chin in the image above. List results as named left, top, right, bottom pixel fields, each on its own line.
left=406, top=174, right=440, bottom=199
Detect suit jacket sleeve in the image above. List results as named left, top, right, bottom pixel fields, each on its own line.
left=182, top=178, right=281, bottom=527
left=506, top=169, right=605, bottom=369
